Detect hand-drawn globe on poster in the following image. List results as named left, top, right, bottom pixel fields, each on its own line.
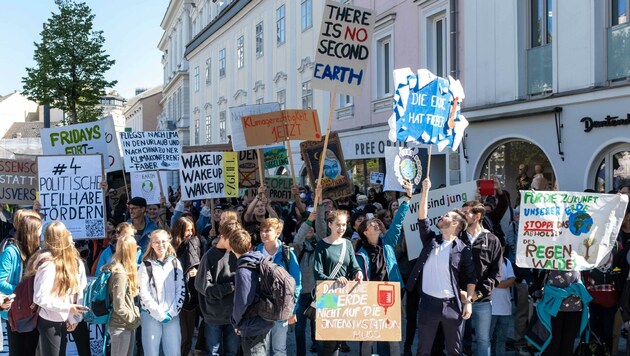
left=323, top=149, right=341, bottom=180
left=141, top=180, right=154, bottom=194
left=394, top=148, right=423, bottom=185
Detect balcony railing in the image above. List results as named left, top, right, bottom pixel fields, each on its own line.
left=527, top=44, right=552, bottom=95
left=608, top=22, right=630, bottom=81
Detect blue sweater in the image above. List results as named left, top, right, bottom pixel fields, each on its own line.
left=232, top=252, right=275, bottom=337
left=0, top=244, right=22, bottom=319
left=355, top=201, right=409, bottom=287
left=254, top=242, right=302, bottom=314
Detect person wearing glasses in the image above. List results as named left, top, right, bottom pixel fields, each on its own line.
left=354, top=180, right=413, bottom=356
left=138, top=230, right=185, bottom=356
left=127, top=197, right=158, bottom=254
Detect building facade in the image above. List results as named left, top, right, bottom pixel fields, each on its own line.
left=461, top=0, right=630, bottom=200
left=124, top=86, right=164, bottom=131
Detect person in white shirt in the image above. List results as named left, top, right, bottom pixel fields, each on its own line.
left=489, top=245, right=516, bottom=356
left=33, top=221, right=88, bottom=356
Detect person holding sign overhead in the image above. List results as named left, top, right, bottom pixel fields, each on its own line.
left=405, top=178, right=476, bottom=356
left=354, top=180, right=413, bottom=356
left=244, top=185, right=279, bottom=247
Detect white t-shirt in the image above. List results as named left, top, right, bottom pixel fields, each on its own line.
left=491, top=258, right=515, bottom=316
left=422, top=241, right=455, bottom=298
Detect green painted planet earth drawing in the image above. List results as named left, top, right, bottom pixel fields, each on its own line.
left=399, top=158, right=417, bottom=181
left=568, top=211, right=593, bottom=236
left=316, top=293, right=338, bottom=309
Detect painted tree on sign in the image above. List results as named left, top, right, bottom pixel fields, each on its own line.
left=22, top=0, right=116, bottom=124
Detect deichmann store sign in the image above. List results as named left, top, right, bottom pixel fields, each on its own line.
left=580, top=113, right=630, bottom=132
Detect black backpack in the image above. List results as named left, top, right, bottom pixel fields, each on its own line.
left=248, top=255, right=296, bottom=322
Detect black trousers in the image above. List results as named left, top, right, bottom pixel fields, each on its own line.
left=70, top=321, right=91, bottom=356
left=37, top=317, right=69, bottom=356
left=417, top=293, right=464, bottom=356
left=404, top=289, right=420, bottom=351
left=542, top=310, right=581, bottom=356
left=6, top=321, right=39, bottom=356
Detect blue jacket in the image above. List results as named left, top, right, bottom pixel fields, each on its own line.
left=355, top=201, right=409, bottom=287
left=254, top=242, right=302, bottom=314
left=0, top=244, right=22, bottom=319
left=129, top=216, right=158, bottom=253
left=527, top=282, right=592, bottom=352
left=232, top=252, right=275, bottom=337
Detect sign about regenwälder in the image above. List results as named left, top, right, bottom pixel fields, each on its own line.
left=120, top=131, right=180, bottom=171
left=516, top=191, right=628, bottom=271
left=37, top=154, right=105, bottom=239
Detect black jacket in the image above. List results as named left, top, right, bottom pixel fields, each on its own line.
left=460, top=228, right=502, bottom=302
left=194, top=246, right=237, bottom=324
left=406, top=218, right=476, bottom=313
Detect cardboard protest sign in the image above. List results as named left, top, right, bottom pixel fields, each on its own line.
left=37, top=154, right=105, bottom=239
left=108, top=186, right=127, bottom=209
left=264, top=176, right=293, bottom=202
left=179, top=152, right=238, bottom=200
left=315, top=281, right=401, bottom=341
left=300, top=133, right=353, bottom=200
left=369, top=172, right=384, bottom=185
left=0, top=159, right=37, bottom=204
left=242, top=110, right=322, bottom=147
left=40, top=117, right=121, bottom=173
left=67, top=319, right=105, bottom=356
left=312, top=1, right=374, bottom=96
left=401, top=181, right=478, bottom=259
left=120, top=131, right=181, bottom=171
left=230, top=103, right=281, bottom=151
left=516, top=191, right=628, bottom=271
left=237, top=149, right=261, bottom=199
left=130, top=171, right=169, bottom=205
left=263, top=146, right=289, bottom=169
left=384, top=146, right=428, bottom=192
left=388, top=68, right=468, bottom=151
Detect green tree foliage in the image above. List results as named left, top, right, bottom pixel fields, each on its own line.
left=22, top=0, right=116, bottom=124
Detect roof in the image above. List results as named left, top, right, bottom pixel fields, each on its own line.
left=2, top=121, right=62, bottom=139
left=123, top=85, right=163, bottom=114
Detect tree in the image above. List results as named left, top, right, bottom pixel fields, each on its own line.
left=22, top=0, right=116, bottom=124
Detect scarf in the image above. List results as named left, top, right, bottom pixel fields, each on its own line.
left=363, top=240, right=387, bottom=281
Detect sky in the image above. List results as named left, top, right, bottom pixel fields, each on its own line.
left=0, top=0, right=169, bottom=100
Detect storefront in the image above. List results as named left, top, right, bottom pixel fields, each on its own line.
left=462, top=89, right=630, bottom=204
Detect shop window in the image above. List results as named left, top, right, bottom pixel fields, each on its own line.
left=346, top=158, right=385, bottom=195
left=479, top=140, right=554, bottom=206
left=593, top=146, right=630, bottom=192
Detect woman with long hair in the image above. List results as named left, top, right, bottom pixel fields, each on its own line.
left=104, top=234, right=141, bottom=355
left=138, top=229, right=185, bottom=356
left=33, top=221, right=89, bottom=356
left=96, top=222, right=138, bottom=273
left=0, top=211, right=42, bottom=356
left=171, top=216, right=202, bottom=356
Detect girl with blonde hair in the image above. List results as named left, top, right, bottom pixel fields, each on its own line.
left=138, top=229, right=185, bottom=356
left=33, top=221, right=88, bottom=356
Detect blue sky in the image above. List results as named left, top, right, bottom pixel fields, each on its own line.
left=0, top=0, right=169, bottom=99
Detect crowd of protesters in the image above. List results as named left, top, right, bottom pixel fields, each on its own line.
left=0, top=170, right=628, bottom=356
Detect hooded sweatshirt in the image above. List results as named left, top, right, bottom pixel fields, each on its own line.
left=138, top=255, right=185, bottom=322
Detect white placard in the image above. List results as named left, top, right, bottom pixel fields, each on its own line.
left=119, top=131, right=181, bottom=172
left=179, top=152, right=239, bottom=200
left=130, top=171, right=169, bottom=205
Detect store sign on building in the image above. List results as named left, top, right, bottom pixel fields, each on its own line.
left=355, top=139, right=408, bottom=158
left=580, top=114, right=630, bottom=132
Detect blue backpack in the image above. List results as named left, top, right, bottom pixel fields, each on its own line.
left=83, top=269, right=113, bottom=324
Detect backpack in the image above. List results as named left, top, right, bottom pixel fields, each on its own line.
left=8, top=256, right=48, bottom=333
left=250, top=256, right=296, bottom=322
left=83, top=269, right=113, bottom=324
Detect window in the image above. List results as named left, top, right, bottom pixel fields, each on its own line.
left=194, top=118, right=200, bottom=143
left=277, top=90, right=286, bottom=110
left=205, top=115, right=211, bottom=143
left=608, top=0, right=630, bottom=80
left=205, top=58, right=211, bottom=85
left=219, top=48, right=226, bottom=77
left=612, top=0, right=629, bottom=26
left=376, top=36, right=392, bottom=97
left=594, top=146, right=630, bottom=192
left=301, top=0, right=312, bottom=31
left=194, top=66, right=200, bottom=92
left=219, top=111, right=227, bottom=142
left=302, top=81, right=312, bottom=109
left=276, top=5, right=286, bottom=45
left=256, top=22, right=264, bottom=57
left=340, top=94, right=353, bottom=107
left=531, top=0, right=553, bottom=47
left=237, top=36, right=244, bottom=69
left=431, top=17, right=447, bottom=77
left=256, top=98, right=264, bottom=104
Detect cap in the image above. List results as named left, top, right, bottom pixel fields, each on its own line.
left=127, top=197, right=147, bottom=208
left=357, top=195, right=368, bottom=203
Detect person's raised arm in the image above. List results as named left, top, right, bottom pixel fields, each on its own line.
left=244, top=185, right=266, bottom=223
left=418, top=178, right=431, bottom=220
left=292, top=185, right=306, bottom=216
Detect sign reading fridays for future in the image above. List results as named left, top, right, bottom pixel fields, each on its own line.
left=312, top=0, right=374, bottom=96
left=516, top=191, right=628, bottom=271
left=401, top=181, right=478, bottom=260
left=120, top=131, right=181, bottom=171
left=37, top=154, right=106, bottom=239
left=179, top=152, right=239, bottom=200
left=0, top=159, right=38, bottom=205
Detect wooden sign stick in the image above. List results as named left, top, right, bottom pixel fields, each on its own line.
left=426, top=145, right=433, bottom=178
left=315, top=93, right=337, bottom=204
left=257, top=148, right=266, bottom=191
left=285, top=140, right=297, bottom=185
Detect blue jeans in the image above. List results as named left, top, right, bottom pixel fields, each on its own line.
left=140, top=311, right=181, bottom=356
left=266, top=320, right=288, bottom=356
left=204, top=322, right=240, bottom=356
left=490, top=315, right=510, bottom=356
left=295, top=293, right=315, bottom=354
left=472, top=301, right=492, bottom=356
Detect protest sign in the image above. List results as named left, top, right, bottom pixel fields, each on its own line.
left=120, top=131, right=181, bottom=171
left=264, top=146, right=289, bottom=169
left=179, top=152, right=238, bottom=200
left=0, top=159, right=37, bottom=204
left=300, top=133, right=353, bottom=200
left=67, top=318, right=105, bottom=356
left=312, top=1, right=374, bottom=96
left=37, top=154, right=105, bottom=239
left=384, top=146, right=428, bottom=192
left=264, top=176, right=293, bottom=202
left=238, top=149, right=261, bottom=199
left=40, top=117, right=121, bottom=173
left=388, top=68, right=468, bottom=152
left=401, top=181, right=477, bottom=259
left=315, top=281, right=401, bottom=341
left=230, top=103, right=281, bottom=151
left=108, top=186, right=127, bottom=209
left=242, top=109, right=321, bottom=147
left=130, top=171, right=169, bottom=205
left=516, top=191, right=628, bottom=271
left=369, top=172, right=384, bottom=185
